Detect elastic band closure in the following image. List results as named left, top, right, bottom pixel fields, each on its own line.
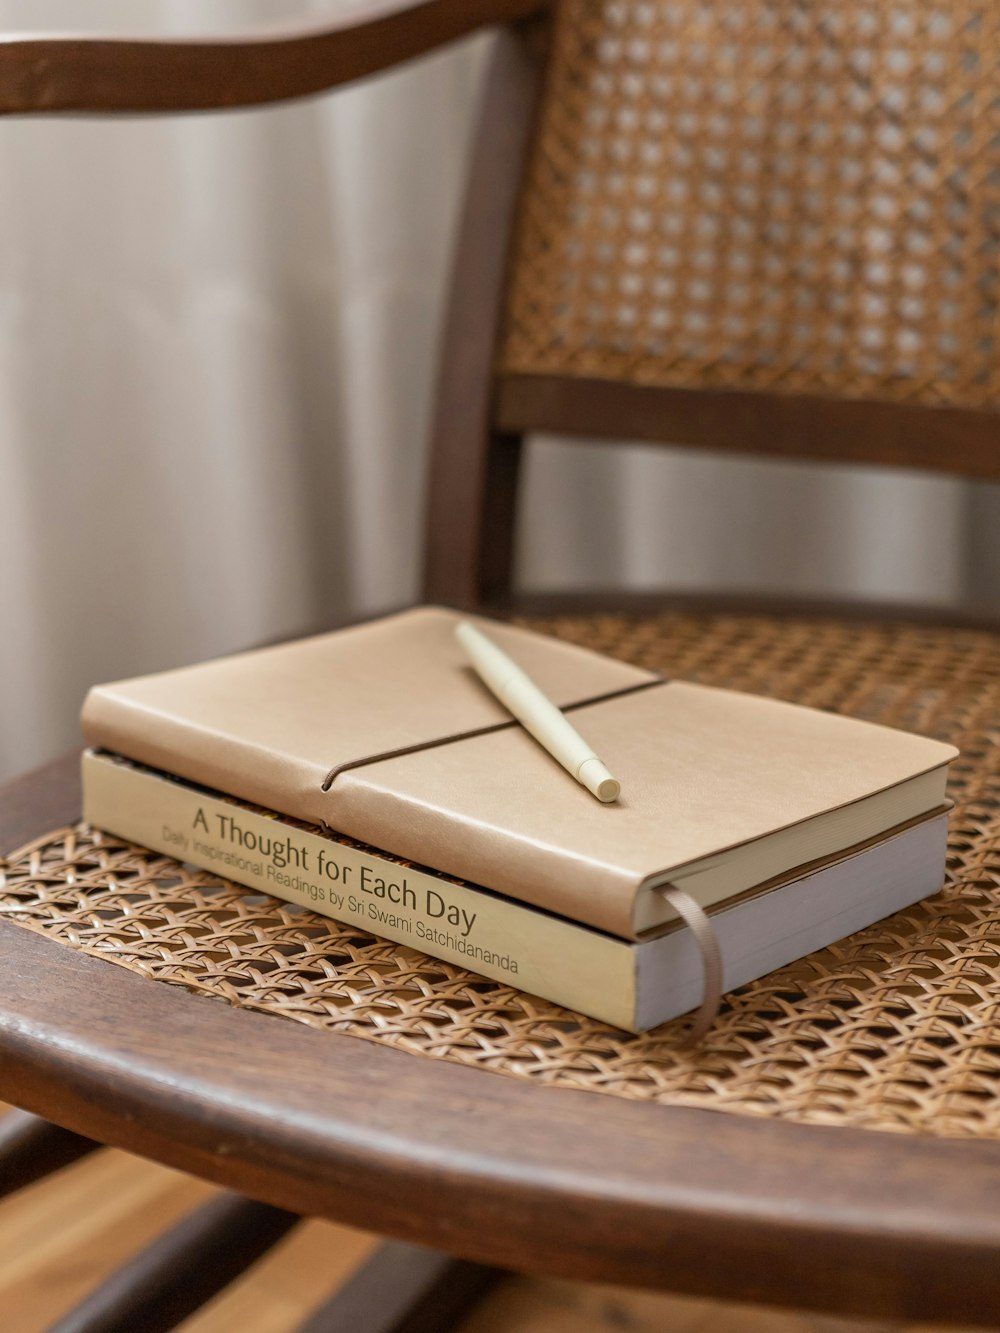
left=654, top=885, right=724, bottom=1044
left=320, top=676, right=665, bottom=791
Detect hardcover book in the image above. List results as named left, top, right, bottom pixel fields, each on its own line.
left=82, top=749, right=949, bottom=1032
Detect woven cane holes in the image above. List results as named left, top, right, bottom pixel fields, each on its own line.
left=501, top=0, right=1000, bottom=405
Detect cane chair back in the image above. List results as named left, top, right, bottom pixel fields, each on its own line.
left=424, top=0, right=1000, bottom=606
left=504, top=1, right=1000, bottom=414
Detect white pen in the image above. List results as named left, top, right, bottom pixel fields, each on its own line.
left=455, top=621, right=621, bottom=803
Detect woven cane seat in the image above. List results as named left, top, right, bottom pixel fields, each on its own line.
left=500, top=0, right=1000, bottom=409
left=3, top=608, right=999, bottom=1142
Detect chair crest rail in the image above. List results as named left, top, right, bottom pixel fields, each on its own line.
left=0, top=0, right=548, bottom=115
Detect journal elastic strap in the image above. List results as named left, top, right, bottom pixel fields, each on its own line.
left=320, top=676, right=665, bottom=790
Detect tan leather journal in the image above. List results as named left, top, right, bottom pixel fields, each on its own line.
left=82, top=606, right=957, bottom=940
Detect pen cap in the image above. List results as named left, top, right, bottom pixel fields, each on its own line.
left=455, top=621, right=517, bottom=691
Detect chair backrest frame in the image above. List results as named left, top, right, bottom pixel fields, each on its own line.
left=423, top=19, right=546, bottom=608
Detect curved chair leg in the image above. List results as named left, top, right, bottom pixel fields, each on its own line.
left=48, top=1192, right=300, bottom=1333
left=298, top=1239, right=507, bottom=1333
left=0, top=1110, right=101, bottom=1199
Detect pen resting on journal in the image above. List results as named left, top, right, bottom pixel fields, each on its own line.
left=454, top=621, right=622, bottom=803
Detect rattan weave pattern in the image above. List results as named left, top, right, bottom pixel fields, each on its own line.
left=3, top=611, right=1000, bottom=1139
left=499, top=0, right=1000, bottom=407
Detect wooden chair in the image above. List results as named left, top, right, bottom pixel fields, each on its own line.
left=4, top=2, right=1000, bottom=1327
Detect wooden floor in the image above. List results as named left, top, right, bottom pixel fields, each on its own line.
left=0, top=1108, right=994, bottom=1333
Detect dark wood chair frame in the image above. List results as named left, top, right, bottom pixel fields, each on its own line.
left=4, top=3, right=1000, bottom=1328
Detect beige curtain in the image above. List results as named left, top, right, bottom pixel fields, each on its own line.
left=1, top=2, right=994, bottom=786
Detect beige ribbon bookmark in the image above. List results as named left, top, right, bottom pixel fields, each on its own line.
left=655, top=885, right=724, bottom=1044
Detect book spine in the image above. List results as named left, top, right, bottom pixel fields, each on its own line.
left=82, top=751, right=638, bottom=1031
left=81, top=688, right=312, bottom=824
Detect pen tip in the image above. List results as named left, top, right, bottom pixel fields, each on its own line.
left=579, top=758, right=620, bottom=803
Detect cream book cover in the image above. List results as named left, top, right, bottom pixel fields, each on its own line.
left=82, top=606, right=957, bottom=940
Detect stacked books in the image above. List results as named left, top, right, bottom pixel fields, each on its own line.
left=81, top=607, right=957, bottom=1032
